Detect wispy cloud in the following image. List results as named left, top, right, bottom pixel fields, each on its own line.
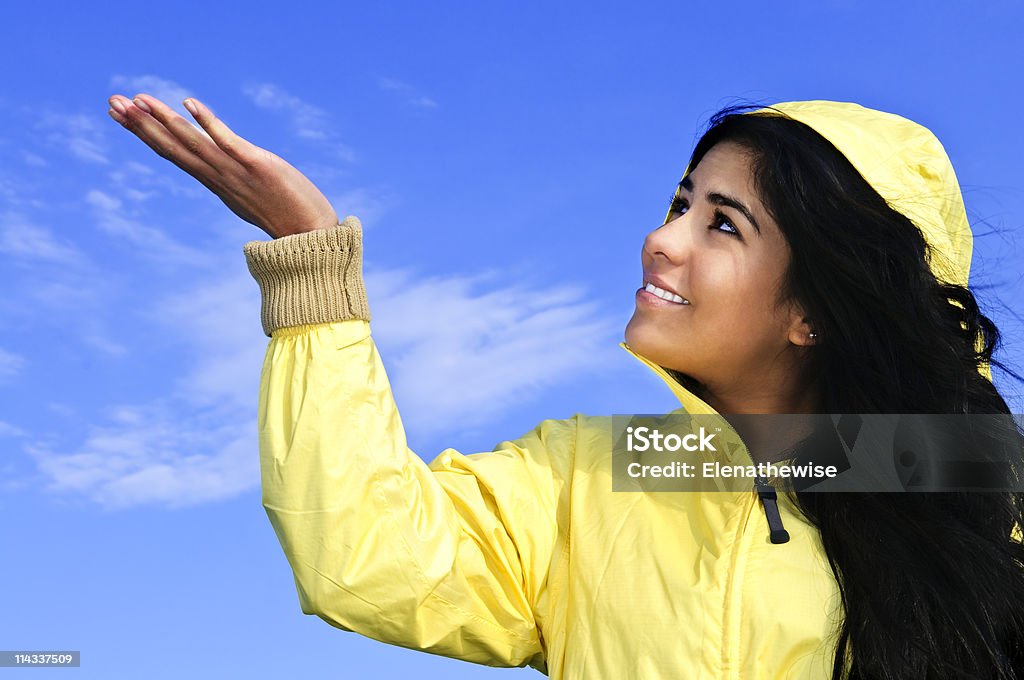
left=0, top=212, right=87, bottom=265
left=242, top=82, right=329, bottom=139
left=20, top=256, right=619, bottom=509
left=328, top=186, right=395, bottom=226
left=77, top=319, right=129, bottom=357
left=35, top=111, right=109, bottom=164
left=0, top=346, right=26, bottom=382
left=0, top=419, right=28, bottom=438
left=367, top=266, right=619, bottom=437
left=109, top=74, right=195, bottom=121
left=34, top=74, right=203, bottom=169
left=0, top=211, right=127, bottom=356
left=22, top=152, right=47, bottom=168
left=25, top=403, right=256, bottom=509
left=107, top=160, right=205, bottom=203
left=28, top=280, right=99, bottom=311
left=0, top=175, right=16, bottom=204
left=23, top=262, right=265, bottom=510
left=242, top=82, right=356, bottom=161
left=378, top=77, right=439, bottom=109
left=84, top=189, right=217, bottom=268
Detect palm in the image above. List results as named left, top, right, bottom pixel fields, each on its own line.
left=106, top=93, right=339, bottom=239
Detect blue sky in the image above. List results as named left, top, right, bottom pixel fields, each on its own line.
left=2, top=1, right=1023, bottom=677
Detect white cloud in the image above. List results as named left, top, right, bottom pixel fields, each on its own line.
left=21, top=262, right=262, bottom=509
left=242, top=82, right=329, bottom=138
left=0, top=214, right=127, bottom=354
left=0, top=213, right=86, bottom=265
left=87, top=188, right=122, bottom=212
left=412, top=96, right=439, bottom=109
left=29, top=281, right=99, bottom=310
left=149, top=272, right=267, bottom=410
left=19, top=253, right=619, bottom=509
left=24, top=404, right=256, bottom=510
left=78, top=320, right=128, bottom=357
left=107, top=160, right=204, bottom=203
left=241, top=82, right=356, bottom=161
left=0, top=175, right=16, bottom=204
left=367, top=266, right=619, bottom=437
left=109, top=74, right=194, bottom=120
left=328, top=186, right=395, bottom=226
left=36, top=110, right=109, bottom=164
left=22, top=152, right=47, bottom=167
left=0, top=420, right=28, bottom=438
left=47, top=402, right=79, bottom=419
left=0, top=347, right=26, bottom=381
left=378, top=77, right=439, bottom=109
left=85, top=189, right=216, bottom=268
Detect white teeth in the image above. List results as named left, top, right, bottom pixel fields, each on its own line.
left=645, top=282, right=689, bottom=304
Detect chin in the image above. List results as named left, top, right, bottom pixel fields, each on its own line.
left=626, top=326, right=703, bottom=380
left=623, top=316, right=647, bottom=351
left=625, top=323, right=672, bottom=366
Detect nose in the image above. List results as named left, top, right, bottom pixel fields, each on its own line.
left=642, top=215, right=693, bottom=265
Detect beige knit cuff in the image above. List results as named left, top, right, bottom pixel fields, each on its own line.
left=242, top=215, right=370, bottom=337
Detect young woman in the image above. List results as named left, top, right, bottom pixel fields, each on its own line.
left=107, top=94, right=1024, bottom=679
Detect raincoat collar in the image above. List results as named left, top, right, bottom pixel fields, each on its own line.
left=619, top=341, right=720, bottom=414
left=618, top=340, right=757, bottom=469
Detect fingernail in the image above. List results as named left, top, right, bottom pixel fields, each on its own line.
left=133, top=97, right=152, bottom=113
left=108, top=108, right=125, bottom=124
left=110, top=98, right=127, bottom=115
left=183, top=99, right=197, bottom=116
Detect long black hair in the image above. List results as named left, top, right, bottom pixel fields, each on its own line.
left=669, top=103, right=1024, bottom=679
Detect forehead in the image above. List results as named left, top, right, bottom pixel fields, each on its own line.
left=686, top=141, right=757, bottom=193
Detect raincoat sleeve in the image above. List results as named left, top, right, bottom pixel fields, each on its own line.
left=242, top=217, right=572, bottom=672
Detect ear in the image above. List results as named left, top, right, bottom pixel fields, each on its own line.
left=785, top=302, right=818, bottom=347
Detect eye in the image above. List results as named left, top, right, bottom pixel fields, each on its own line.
left=667, top=194, right=742, bottom=239
left=667, top=193, right=688, bottom=218
left=711, top=214, right=740, bottom=236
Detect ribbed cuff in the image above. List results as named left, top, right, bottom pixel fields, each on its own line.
left=242, top=215, right=370, bottom=337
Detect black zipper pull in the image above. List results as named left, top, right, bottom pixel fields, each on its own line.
left=754, top=476, right=790, bottom=544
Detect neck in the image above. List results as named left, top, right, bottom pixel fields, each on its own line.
left=700, top=365, right=822, bottom=414
left=699, top=372, right=823, bottom=464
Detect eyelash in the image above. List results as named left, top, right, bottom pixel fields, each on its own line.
left=667, top=194, right=742, bottom=239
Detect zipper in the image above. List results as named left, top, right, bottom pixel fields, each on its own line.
left=754, top=475, right=790, bottom=544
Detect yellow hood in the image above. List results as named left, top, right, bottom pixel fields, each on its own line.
left=760, top=101, right=972, bottom=288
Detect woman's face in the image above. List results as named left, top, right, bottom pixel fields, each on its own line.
left=624, top=141, right=813, bottom=399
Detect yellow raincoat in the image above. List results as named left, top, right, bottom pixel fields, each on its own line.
left=243, top=101, right=976, bottom=678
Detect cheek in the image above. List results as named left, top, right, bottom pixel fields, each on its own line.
left=693, top=253, right=750, bottom=310
left=698, top=260, right=781, bottom=329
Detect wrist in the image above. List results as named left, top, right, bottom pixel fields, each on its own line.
left=273, top=211, right=341, bottom=239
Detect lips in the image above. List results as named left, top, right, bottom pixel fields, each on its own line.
left=642, top=283, right=690, bottom=305
left=642, top=273, right=690, bottom=304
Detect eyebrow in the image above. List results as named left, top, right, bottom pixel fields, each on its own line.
left=678, top=175, right=762, bottom=236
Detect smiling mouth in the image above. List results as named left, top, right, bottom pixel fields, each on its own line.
left=643, top=281, right=690, bottom=305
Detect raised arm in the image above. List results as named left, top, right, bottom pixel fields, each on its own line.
left=244, top=221, right=573, bottom=670
left=108, top=93, right=573, bottom=671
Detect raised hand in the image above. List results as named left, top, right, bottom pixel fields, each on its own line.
left=107, top=93, right=339, bottom=239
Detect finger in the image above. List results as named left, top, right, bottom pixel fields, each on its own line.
left=109, top=94, right=220, bottom=181
left=131, top=93, right=236, bottom=174
left=180, top=97, right=261, bottom=168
